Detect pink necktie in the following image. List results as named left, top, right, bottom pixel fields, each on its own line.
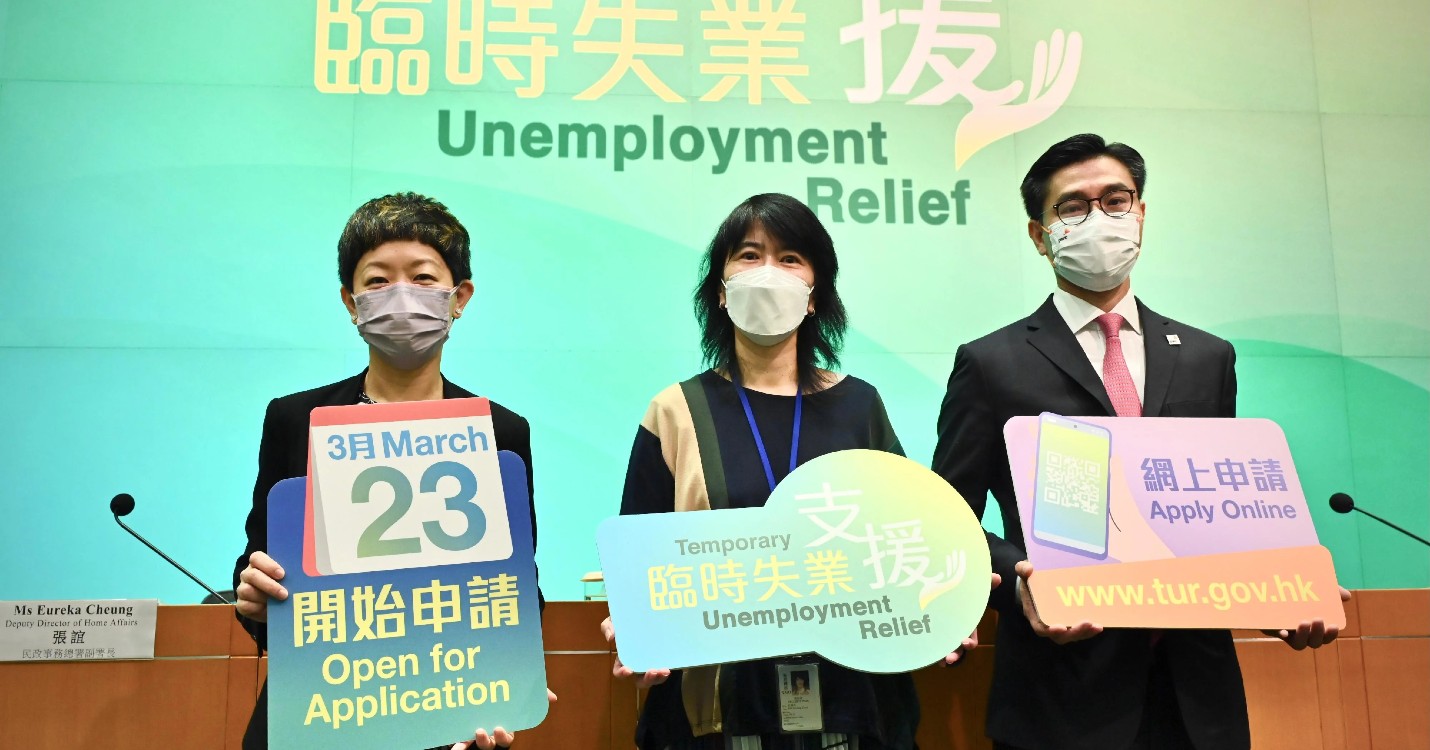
left=1096, top=313, right=1142, bottom=417
left=1098, top=312, right=1156, bottom=646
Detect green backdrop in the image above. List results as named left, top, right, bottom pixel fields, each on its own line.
left=2, top=0, right=1426, bottom=602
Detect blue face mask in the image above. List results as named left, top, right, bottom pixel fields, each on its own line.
left=353, top=283, right=455, bottom=369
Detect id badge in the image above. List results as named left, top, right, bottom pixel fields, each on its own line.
left=776, top=663, right=822, bottom=733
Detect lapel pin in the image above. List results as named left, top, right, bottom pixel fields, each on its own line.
left=1166, top=334, right=1181, bottom=346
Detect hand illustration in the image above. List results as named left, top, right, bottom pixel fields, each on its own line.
left=954, top=30, right=1083, bottom=167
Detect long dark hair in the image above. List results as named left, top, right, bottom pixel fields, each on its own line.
left=693, top=193, right=848, bottom=392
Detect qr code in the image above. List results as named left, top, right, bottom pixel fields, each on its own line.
left=1043, top=452, right=1103, bottom=514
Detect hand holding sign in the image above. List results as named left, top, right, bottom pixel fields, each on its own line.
left=1263, top=586, right=1352, bottom=650
left=599, top=617, right=670, bottom=687
left=451, top=728, right=514, bottom=750
left=1015, top=561, right=1102, bottom=645
left=942, top=572, right=1002, bottom=664
left=236, top=550, right=288, bottom=623
left=451, top=691, right=557, bottom=750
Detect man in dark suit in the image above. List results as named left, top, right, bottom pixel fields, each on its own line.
left=933, top=134, right=1339, bottom=750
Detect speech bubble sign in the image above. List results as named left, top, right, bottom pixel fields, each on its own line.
left=598, top=449, right=991, bottom=674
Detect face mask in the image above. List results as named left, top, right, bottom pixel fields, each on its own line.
left=1044, top=210, right=1142, bottom=292
left=723, top=265, right=813, bottom=346
left=353, top=283, right=456, bottom=370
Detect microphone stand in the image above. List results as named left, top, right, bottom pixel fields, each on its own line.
left=112, top=514, right=235, bottom=604
left=1348, top=506, right=1430, bottom=547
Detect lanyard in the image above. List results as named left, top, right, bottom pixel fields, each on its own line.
left=734, top=379, right=803, bottom=492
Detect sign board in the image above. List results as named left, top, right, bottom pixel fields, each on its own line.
left=266, top=399, right=546, bottom=750
left=0, top=599, right=157, bottom=661
left=599, top=449, right=991, bottom=674
left=1006, top=415, right=1345, bottom=629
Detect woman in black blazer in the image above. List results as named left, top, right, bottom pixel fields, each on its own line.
left=232, top=192, right=539, bottom=750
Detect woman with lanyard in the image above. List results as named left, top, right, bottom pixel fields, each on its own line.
left=603, top=193, right=923, bottom=750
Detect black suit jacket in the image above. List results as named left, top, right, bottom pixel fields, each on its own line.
left=232, top=371, right=537, bottom=750
left=933, top=296, right=1249, bottom=750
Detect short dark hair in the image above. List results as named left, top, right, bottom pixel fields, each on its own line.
left=337, top=192, right=471, bottom=290
left=694, top=193, right=848, bottom=391
left=1020, top=134, right=1147, bottom=221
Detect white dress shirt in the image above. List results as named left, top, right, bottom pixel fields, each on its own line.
left=1051, top=287, right=1146, bottom=402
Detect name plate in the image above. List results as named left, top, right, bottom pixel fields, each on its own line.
left=1, top=599, right=158, bottom=661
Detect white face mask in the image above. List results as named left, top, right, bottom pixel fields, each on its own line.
left=723, top=265, right=812, bottom=346
left=353, top=282, right=456, bottom=370
left=1044, top=210, right=1142, bottom=292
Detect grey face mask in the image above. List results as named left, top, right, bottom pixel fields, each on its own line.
left=353, top=283, right=455, bottom=370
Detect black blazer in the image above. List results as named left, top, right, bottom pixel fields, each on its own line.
left=232, top=371, right=537, bottom=750
left=933, top=296, right=1249, bottom=750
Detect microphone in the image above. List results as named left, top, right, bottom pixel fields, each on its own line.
left=1329, top=492, right=1430, bottom=547
left=110, top=493, right=235, bottom=604
left=113, top=494, right=264, bottom=708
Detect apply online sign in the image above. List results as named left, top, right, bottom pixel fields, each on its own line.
left=598, top=450, right=991, bottom=674
left=1006, top=415, right=1346, bottom=629
left=266, top=399, right=546, bottom=750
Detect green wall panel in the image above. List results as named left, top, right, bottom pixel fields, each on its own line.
left=1, top=1, right=1426, bottom=603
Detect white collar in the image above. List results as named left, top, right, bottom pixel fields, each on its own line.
left=1052, top=287, right=1142, bottom=336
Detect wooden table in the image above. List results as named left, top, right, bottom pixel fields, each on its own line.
left=1, top=591, right=1424, bottom=749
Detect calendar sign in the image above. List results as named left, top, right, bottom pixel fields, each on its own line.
left=307, top=399, right=511, bottom=577
left=266, top=399, right=546, bottom=750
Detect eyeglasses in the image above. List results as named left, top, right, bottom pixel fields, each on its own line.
left=1048, top=189, right=1138, bottom=226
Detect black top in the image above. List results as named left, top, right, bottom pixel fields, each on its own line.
left=621, top=370, right=918, bottom=750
